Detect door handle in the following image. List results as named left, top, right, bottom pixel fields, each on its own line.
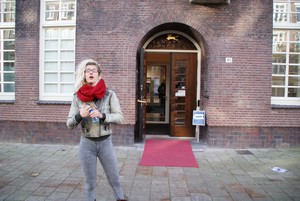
left=137, top=99, right=147, bottom=105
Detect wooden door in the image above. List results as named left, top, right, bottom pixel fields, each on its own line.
left=171, top=53, right=197, bottom=137
left=135, top=49, right=147, bottom=142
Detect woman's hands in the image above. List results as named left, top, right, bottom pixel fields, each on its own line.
left=80, top=103, right=103, bottom=119
left=79, top=103, right=90, bottom=118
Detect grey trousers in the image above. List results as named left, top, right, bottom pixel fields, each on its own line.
left=79, top=135, right=124, bottom=201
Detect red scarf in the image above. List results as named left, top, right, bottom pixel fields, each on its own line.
left=77, top=79, right=106, bottom=102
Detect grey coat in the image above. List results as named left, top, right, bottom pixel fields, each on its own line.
left=66, top=89, right=124, bottom=138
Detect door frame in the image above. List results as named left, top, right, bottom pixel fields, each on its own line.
left=135, top=30, right=201, bottom=142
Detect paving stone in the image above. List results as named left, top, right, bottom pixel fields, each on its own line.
left=225, top=183, right=246, bottom=193
left=234, top=175, right=255, bottom=183
left=243, top=186, right=268, bottom=198
left=172, top=197, right=191, bottom=201
left=5, top=189, right=31, bottom=201
left=0, top=185, right=19, bottom=199
left=229, top=192, right=253, bottom=201
left=21, top=181, right=41, bottom=191
left=56, top=181, right=79, bottom=193
left=170, top=181, right=189, bottom=197
left=152, top=166, right=169, bottom=177
left=24, top=195, right=47, bottom=201
left=190, top=193, right=212, bottom=201
left=131, top=180, right=151, bottom=197
left=45, top=191, right=70, bottom=201
left=246, top=171, right=266, bottom=178
left=151, top=179, right=169, bottom=193
left=206, top=181, right=225, bottom=189
left=211, top=196, right=233, bottom=201
left=150, top=191, right=170, bottom=200
left=129, top=195, right=150, bottom=201
left=265, top=174, right=285, bottom=181
left=259, top=183, right=283, bottom=193
left=251, top=198, right=273, bottom=201
left=42, top=179, right=64, bottom=188
left=32, top=186, right=56, bottom=196
left=208, top=188, right=230, bottom=197
left=230, top=169, right=247, bottom=175
left=1, top=143, right=300, bottom=201
left=267, top=192, right=294, bottom=201
left=187, top=182, right=209, bottom=194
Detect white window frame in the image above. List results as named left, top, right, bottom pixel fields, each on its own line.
left=46, top=5, right=56, bottom=20
left=0, top=0, right=15, bottom=101
left=272, top=0, right=300, bottom=106
left=61, top=3, right=69, bottom=20
left=40, top=0, right=76, bottom=101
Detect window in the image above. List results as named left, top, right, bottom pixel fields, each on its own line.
left=0, top=0, right=15, bottom=101
left=273, top=0, right=300, bottom=106
left=40, top=0, right=76, bottom=101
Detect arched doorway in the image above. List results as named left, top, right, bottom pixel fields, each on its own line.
left=136, top=30, right=201, bottom=142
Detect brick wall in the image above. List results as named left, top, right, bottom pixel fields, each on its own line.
left=0, top=0, right=299, bottom=147
left=205, top=126, right=300, bottom=148
left=0, top=120, right=134, bottom=146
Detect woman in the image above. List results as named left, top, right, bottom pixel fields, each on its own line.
left=67, top=59, right=127, bottom=201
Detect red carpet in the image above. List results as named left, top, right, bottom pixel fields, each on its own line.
left=139, top=139, right=199, bottom=168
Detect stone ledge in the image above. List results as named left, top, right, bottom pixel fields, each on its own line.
left=190, top=0, right=230, bottom=4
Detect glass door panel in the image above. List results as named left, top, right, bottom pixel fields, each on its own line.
left=174, top=61, right=186, bottom=125
left=146, top=64, right=167, bottom=123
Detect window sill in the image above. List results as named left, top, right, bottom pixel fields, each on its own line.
left=37, top=100, right=71, bottom=105
left=271, top=97, right=300, bottom=106
left=0, top=100, right=15, bottom=104
left=271, top=105, right=300, bottom=109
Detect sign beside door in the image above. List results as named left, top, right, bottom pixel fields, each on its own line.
left=192, top=110, right=205, bottom=126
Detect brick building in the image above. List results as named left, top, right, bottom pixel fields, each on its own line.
left=0, top=0, right=299, bottom=148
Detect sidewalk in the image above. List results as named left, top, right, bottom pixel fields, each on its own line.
left=0, top=142, right=300, bottom=201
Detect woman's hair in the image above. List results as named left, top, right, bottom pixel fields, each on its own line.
left=74, top=59, right=102, bottom=92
